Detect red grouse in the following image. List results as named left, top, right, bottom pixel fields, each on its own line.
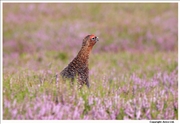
left=60, top=34, right=99, bottom=88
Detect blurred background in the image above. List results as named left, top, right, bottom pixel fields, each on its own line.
left=3, top=3, right=178, bottom=73
left=3, top=3, right=178, bottom=120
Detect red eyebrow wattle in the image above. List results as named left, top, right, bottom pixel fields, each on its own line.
left=90, top=34, right=95, bottom=39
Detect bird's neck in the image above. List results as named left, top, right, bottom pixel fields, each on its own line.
left=76, top=46, right=92, bottom=64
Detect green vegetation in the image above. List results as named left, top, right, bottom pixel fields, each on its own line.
left=3, top=3, right=177, bottom=120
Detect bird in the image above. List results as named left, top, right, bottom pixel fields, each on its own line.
left=60, top=34, right=99, bottom=88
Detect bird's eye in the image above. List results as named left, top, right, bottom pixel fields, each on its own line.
left=91, top=37, right=95, bottom=40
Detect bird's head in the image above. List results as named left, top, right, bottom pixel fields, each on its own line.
left=82, top=34, right=99, bottom=48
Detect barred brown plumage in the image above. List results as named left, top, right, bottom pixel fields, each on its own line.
left=60, top=34, right=99, bottom=88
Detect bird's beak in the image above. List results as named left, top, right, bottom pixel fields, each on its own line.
left=96, top=37, right=99, bottom=42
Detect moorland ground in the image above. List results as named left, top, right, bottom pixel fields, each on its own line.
left=3, top=3, right=178, bottom=119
